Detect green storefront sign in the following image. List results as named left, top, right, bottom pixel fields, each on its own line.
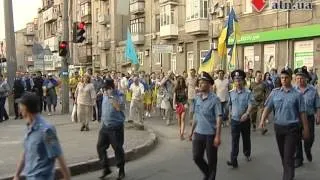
left=228, top=24, right=320, bottom=45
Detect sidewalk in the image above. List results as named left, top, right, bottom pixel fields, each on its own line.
left=0, top=113, right=157, bottom=179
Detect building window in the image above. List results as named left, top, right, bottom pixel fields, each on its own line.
left=171, top=53, right=176, bottom=73
left=155, top=14, right=160, bottom=32
left=244, top=0, right=253, bottom=14
left=80, top=3, right=91, bottom=16
left=130, top=17, right=145, bottom=34
left=156, top=53, right=162, bottom=64
left=138, top=52, right=144, bottom=66
left=160, top=5, right=175, bottom=26
left=187, top=51, right=194, bottom=69
left=186, top=0, right=208, bottom=21
left=199, top=50, right=208, bottom=64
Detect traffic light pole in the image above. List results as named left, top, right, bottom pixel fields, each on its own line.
left=4, top=0, right=17, bottom=115
left=61, top=0, right=70, bottom=114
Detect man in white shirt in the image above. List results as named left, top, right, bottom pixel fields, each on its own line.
left=213, top=70, right=230, bottom=127
left=186, top=69, right=197, bottom=125
left=129, top=75, right=145, bottom=126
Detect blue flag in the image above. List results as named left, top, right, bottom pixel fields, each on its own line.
left=125, top=30, right=139, bottom=65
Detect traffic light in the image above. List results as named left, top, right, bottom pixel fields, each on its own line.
left=73, top=22, right=86, bottom=43
left=59, top=41, right=68, bottom=57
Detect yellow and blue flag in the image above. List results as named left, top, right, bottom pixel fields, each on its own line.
left=218, top=8, right=240, bottom=58
left=198, top=48, right=215, bottom=73
left=228, top=43, right=236, bottom=71
left=125, top=29, right=139, bottom=65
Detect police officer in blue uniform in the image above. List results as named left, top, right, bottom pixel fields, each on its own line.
left=293, top=68, right=320, bottom=168
left=189, top=72, right=222, bottom=180
left=97, top=78, right=126, bottom=180
left=260, top=68, right=309, bottom=180
left=227, top=69, right=254, bottom=168
left=13, top=93, right=70, bottom=180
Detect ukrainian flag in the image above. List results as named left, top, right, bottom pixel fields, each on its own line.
left=218, top=8, right=240, bottom=58
left=198, top=48, right=215, bottom=73
left=228, top=43, right=236, bottom=71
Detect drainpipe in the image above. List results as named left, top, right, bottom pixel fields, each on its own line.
left=286, top=10, right=290, bottom=67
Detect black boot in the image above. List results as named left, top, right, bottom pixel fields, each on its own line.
left=80, top=125, right=85, bottom=131
left=99, top=168, right=112, bottom=179
left=227, top=160, right=238, bottom=168
left=117, top=167, right=125, bottom=180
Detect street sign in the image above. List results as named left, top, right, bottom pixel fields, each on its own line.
left=252, top=0, right=266, bottom=12
left=152, top=44, right=173, bottom=53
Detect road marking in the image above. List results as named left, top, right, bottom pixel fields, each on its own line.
left=0, top=141, right=21, bottom=145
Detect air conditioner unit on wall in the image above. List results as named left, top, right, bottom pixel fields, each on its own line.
left=210, top=42, right=217, bottom=50
left=177, top=45, right=183, bottom=53
left=151, top=33, right=157, bottom=40
left=217, top=7, right=224, bottom=18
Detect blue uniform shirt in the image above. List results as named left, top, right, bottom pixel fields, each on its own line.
left=193, top=92, right=222, bottom=135
left=229, top=88, right=254, bottom=121
left=101, top=90, right=125, bottom=128
left=23, top=114, right=62, bottom=179
left=265, top=87, right=306, bottom=125
left=295, top=85, right=320, bottom=116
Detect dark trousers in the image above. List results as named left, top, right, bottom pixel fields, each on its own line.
left=296, top=116, right=315, bottom=162
left=230, top=120, right=251, bottom=162
left=193, top=133, right=218, bottom=180
left=14, top=98, right=20, bottom=118
left=221, top=101, right=228, bottom=122
left=0, top=97, right=7, bottom=121
left=39, top=96, right=43, bottom=113
left=275, top=124, right=300, bottom=180
left=93, top=98, right=103, bottom=121
left=97, top=125, right=125, bottom=170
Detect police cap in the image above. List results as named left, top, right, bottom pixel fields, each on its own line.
left=103, top=78, right=115, bottom=90
left=280, top=67, right=293, bottom=77
left=198, top=72, right=214, bottom=85
left=231, top=69, right=246, bottom=80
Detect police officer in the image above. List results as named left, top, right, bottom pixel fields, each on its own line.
left=227, top=69, right=254, bottom=168
left=259, top=68, right=309, bottom=180
left=97, top=78, right=126, bottom=180
left=13, top=93, right=70, bottom=180
left=293, top=68, right=320, bottom=168
left=189, top=72, right=222, bottom=180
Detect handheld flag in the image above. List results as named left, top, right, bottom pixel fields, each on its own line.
left=125, top=29, right=139, bottom=65
left=218, top=8, right=240, bottom=58
left=228, top=43, right=236, bottom=71
left=199, top=48, right=215, bottom=73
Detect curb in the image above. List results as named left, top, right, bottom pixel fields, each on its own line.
left=0, top=128, right=157, bottom=180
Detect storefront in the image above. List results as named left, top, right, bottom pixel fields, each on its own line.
left=228, top=24, right=320, bottom=72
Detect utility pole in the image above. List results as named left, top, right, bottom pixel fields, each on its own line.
left=4, top=0, right=17, bottom=115
left=61, top=0, right=70, bottom=114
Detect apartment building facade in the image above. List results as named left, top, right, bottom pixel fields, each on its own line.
left=88, top=0, right=319, bottom=74
left=36, top=0, right=63, bottom=73
left=14, top=20, right=38, bottom=72
left=32, top=0, right=320, bottom=74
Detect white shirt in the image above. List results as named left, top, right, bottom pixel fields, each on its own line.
left=130, top=82, right=145, bottom=100
left=119, top=77, right=128, bottom=93
left=214, top=78, right=229, bottom=102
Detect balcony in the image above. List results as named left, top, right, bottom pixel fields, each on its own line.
left=25, top=40, right=34, bottom=46
left=160, top=24, right=178, bottom=40
left=98, top=40, right=111, bottom=50
left=80, top=0, right=91, bottom=3
left=98, top=14, right=110, bottom=25
left=24, top=30, right=35, bottom=36
left=130, top=0, right=145, bottom=14
left=43, top=6, right=58, bottom=23
left=132, top=33, right=145, bottom=45
left=185, top=19, right=209, bottom=35
left=78, top=45, right=92, bottom=64
left=81, top=14, right=92, bottom=24
left=159, top=0, right=178, bottom=5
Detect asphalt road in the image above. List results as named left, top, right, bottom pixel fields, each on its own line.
left=73, top=117, right=320, bottom=180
